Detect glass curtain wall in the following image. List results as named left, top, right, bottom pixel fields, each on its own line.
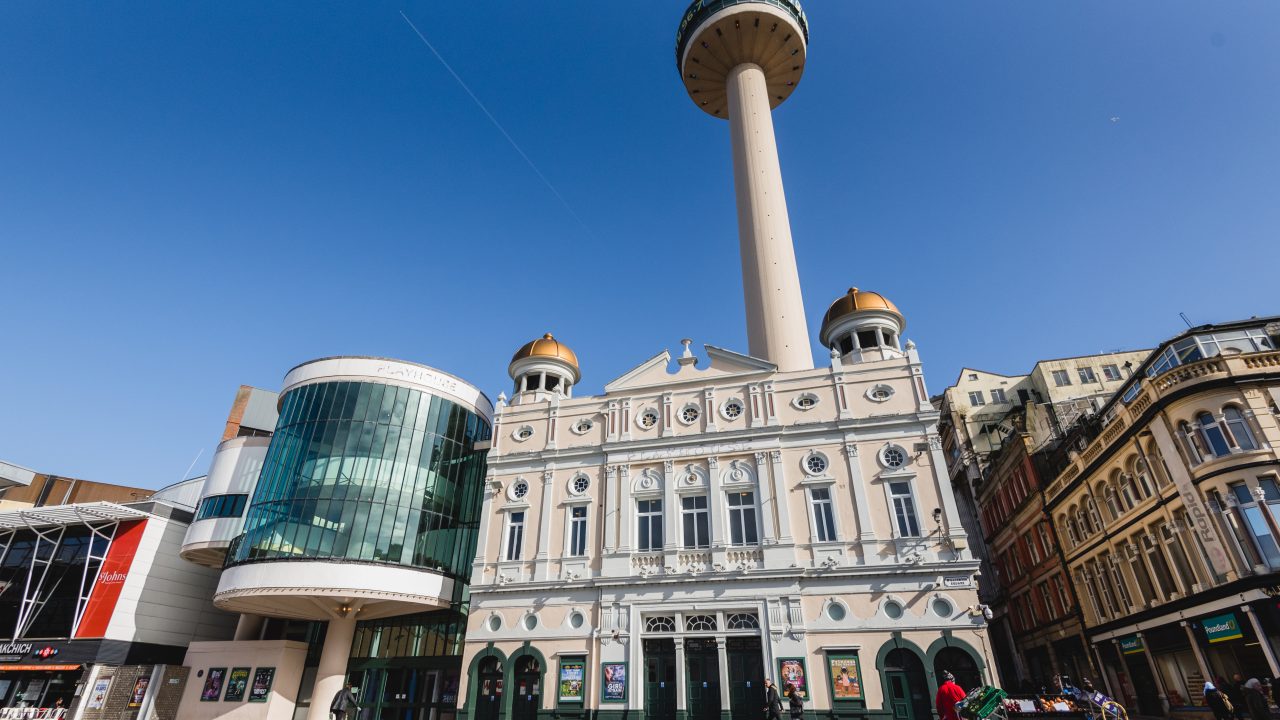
left=229, top=381, right=492, bottom=581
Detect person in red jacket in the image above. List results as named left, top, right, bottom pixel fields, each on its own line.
left=936, top=671, right=967, bottom=720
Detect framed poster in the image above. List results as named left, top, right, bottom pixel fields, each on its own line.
left=778, top=658, right=808, bottom=699
left=601, top=662, right=627, bottom=703
left=827, top=655, right=863, bottom=701
left=558, top=658, right=585, bottom=703
left=249, top=667, right=276, bottom=702
left=201, top=668, right=227, bottom=702
left=129, top=676, right=151, bottom=707
left=87, top=677, right=112, bottom=710
left=224, top=667, right=251, bottom=702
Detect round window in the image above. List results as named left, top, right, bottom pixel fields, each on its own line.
left=639, top=410, right=659, bottom=428
left=805, top=454, right=828, bottom=475
left=723, top=401, right=744, bottom=419
left=487, top=616, right=502, bottom=632
left=516, top=427, right=533, bottom=440
left=797, top=396, right=816, bottom=409
left=680, top=406, right=700, bottom=424
left=524, top=614, right=538, bottom=631
left=884, top=601, right=904, bottom=620
left=571, top=476, right=590, bottom=495
left=883, top=446, right=906, bottom=468
left=827, top=603, right=847, bottom=621
left=932, top=598, right=953, bottom=618
left=574, top=419, right=593, bottom=434
left=512, top=481, right=529, bottom=499
left=569, top=611, right=585, bottom=629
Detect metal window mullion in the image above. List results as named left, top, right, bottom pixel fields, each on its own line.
left=15, top=523, right=65, bottom=639
left=71, top=518, right=118, bottom=636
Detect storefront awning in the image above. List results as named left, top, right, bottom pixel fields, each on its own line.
left=0, top=503, right=150, bottom=531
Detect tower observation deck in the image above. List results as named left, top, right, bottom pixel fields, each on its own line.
left=677, top=0, right=815, bottom=372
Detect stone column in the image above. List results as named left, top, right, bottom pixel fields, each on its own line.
left=725, top=62, right=812, bottom=371
left=535, top=470, right=555, bottom=581
left=1243, top=605, right=1280, bottom=676
left=843, top=443, right=877, bottom=563
left=307, top=612, right=359, bottom=720
left=1182, top=621, right=1212, bottom=683
left=663, top=461, right=678, bottom=554
left=756, top=453, right=779, bottom=544
left=675, top=635, right=688, bottom=712
left=717, top=637, right=732, bottom=712
left=234, top=613, right=263, bottom=641
left=1135, top=632, right=1170, bottom=714
left=604, top=465, right=619, bottom=554
left=619, top=465, right=632, bottom=552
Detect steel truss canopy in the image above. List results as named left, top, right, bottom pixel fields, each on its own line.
left=0, top=502, right=151, bottom=531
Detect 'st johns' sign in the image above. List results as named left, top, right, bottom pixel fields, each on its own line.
left=1203, top=613, right=1244, bottom=643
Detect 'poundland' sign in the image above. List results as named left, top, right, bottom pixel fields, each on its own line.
left=1203, top=613, right=1244, bottom=644
left=1119, top=636, right=1144, bottom=655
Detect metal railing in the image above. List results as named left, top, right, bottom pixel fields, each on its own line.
left=675, top=0, right=808, bottom=69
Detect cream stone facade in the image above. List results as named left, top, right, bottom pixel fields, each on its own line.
left=1040, top=318, right=1280, bottom=718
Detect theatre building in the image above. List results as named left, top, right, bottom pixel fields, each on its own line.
left=0, top=473, right=230, bottom=717
left=1042, top=318, right=1280, bottom=718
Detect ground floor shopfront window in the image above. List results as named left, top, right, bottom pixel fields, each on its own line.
left=347, top=609, right=466, bottom=720
left=0, top=667, right=81, bottom=709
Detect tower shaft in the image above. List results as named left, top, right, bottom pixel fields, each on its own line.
left=726, top=63, right=814, bottom=371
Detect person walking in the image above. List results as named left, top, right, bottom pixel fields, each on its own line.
left=936, top=671, right=967, bottom=720
left=331, top=681, right=360, bottom=720
left=1243, top=678, right=1269, bottom=720
left=785, top=682, right=804, bottom=720
left=762, top=678, right=783, bottom=720
left=1226, top=674, right=1248, bottom=720
left=1205, top=680, right=1235, bottom=720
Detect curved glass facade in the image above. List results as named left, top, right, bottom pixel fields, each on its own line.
left=228, top=380, right=492, bottom=581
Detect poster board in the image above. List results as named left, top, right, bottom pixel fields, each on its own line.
left=601, top=662, right=627, bottom=703
left=558, top=658, right=585, bottom=703
left=827, top=655, right=864, bottom=702
left=778, top=658, right=809, bottom=699
left=200, top=669, right=226, bottom=702
left=87, top=677, right=111, bottom=710
left=224, top=667, right=251, bottom=702
left=128, top=676, right=150, bottom=707
left=249, top=667, right=275, bottom=702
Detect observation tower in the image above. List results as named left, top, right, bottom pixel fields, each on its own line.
left=676, top=0, right=814, bottom=372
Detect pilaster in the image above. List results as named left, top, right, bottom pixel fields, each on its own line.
left=534, top=468, right=555, bottom=581
left=843, top=441, right=877, bottom=563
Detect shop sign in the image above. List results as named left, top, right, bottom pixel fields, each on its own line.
left=944, top=575, right=971, bottom=588
left=0, top=642, right=33, bottom=655
left=1119, top=636, right=1144, bottom=655
left=75, top=520, right=148, bottom=638
left=33, top=646, right=60, bottom=659
left=1203, top=613, right=1244, bottom=643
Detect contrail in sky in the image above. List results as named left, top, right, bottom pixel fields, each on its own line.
left=399, top=10, right=595, bottom=241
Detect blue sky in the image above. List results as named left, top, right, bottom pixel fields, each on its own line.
left=2, top=1, right=1277, bottom=489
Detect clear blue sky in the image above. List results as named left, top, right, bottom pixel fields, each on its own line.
left=2, top=1, right=1277, bottom=489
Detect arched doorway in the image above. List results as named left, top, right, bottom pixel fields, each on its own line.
left=934, top=647, right=982, bottom=693
left=475, top=656, right=504, bottom=720
left=884, top=648, right=931, bottom=720
left=510, top=654, right=542, bottom=720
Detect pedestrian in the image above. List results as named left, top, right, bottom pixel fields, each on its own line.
left=936, top=671, right=967, bottom=720
left=762, top=678, right=782, bottom=720
left=785, top=682, right=804, bottom=720
left=1243, top=678, right=1269, bottom=720
left=1205, top=680, right=1235, bottom=720
left=1224, top=675, right=1247, bottom=720
left=331, top=681, right=359, bottom=720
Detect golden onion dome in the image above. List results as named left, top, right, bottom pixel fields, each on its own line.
left=820, top=287, right=905, bottom=337
left=510, top=333, right=579, bottom=371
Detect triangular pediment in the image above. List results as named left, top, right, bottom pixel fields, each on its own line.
left=603, top=344, right=778, bottom=394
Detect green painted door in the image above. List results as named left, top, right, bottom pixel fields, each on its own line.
left=727, top=637, right=764, bottom=720
left=510, top=655, right=542, bottom=720
left=644, top=639, right=677, bottom=720
left=685, top=639, right=721, bottom=720
left=886, top=671, right=915, bottom=720
left=475, top=658, right=503, bottom=720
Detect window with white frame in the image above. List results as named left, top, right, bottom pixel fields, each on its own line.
left=810, top=487, right=837, bottom=542
left=727, top=492, right=759, bottom=545
left=1037, top=523, right=1054, bottom=557
left=1229, top=481, right=1280, bottom=569
left=990, top=388, right=1007, bottom=404
left=1197, top=412, right=1231, bottom=457
left=1052, top=574, right=1072, bottom=616
left=506, top=511, right=525, bottom=561
left=967, top=391, right=986, bottom=406
left=569, top=506, right=588, bottom=557
left=1224, top=407, right=1258, bottom=451
left=1052, top=370, right=1071, bottom=387
left=1078, top=366, right=1097, bottom=383
left=1102, top=364, right=1122, bottom=381
left=637, top=499, right=663, bottom=551
left=889, top=481, right=921, bottom=537
left=726, top=612, right=759, bottom=630
left=681, top=496, right=710, bottom=549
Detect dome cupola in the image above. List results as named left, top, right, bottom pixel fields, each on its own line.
left=509, top=333, right=581, bottom=398
left=818, top=288, right=906, bottom=361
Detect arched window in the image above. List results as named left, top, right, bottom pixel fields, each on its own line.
left=1224, top=407, right=1258, bottom=451
left=1086, top=496, right=1104, bottom=532
left=1127, top=456, right=1154, bottom=499
left=1198, top=413, right=1231, bottom=457
left=1180, top=421, right=1205, bottom=464
left=1103, top=486, right=1121, bottom=520
left=1062, top=515, right=1079, bottom=547
left=1077, top=511, right=1092, bottom=537
left=1120, top=474, right=1140, bottom=510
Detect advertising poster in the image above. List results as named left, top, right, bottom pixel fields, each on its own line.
left=201, top=668, right=227, bottom=702
left=558, top=660, right=585, bottom=703
left=601, top=662, right=627, bottom=703
left=87, top=677, right=112, bottom=709
left=828, top=656, right=863, bottom=700
left=224, top=667, right=251, bottom=702
left=249, top=667, right=276, bottom=702
left=778, top=658, right=808, bottom=699
left=1203, top=613, right=1244, bottom=643
left=129, top=676, right=151, bottom=707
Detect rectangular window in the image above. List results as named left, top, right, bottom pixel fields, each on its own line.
left=810, top=488, right=837, bottom=543
left=967, top=391, right=986, bottom=406
left=637, top=499, right=663, bottom=551
left=727, top=492, right=759, bottom=546
left=506, top=511, right=525, bottom=561
left=569, top=506, right=588, bottom=557
left=1078, top=367, right=1097, bottom=383
left=990, top=388, right=1007, bottom=404
left=681, top=496, right=710, bottom=549
left=889, top=482, right=921, bottom=537
left=1052, top=370, right=1071, bottom=387
left=1102, top=364, right=1122, bottom=381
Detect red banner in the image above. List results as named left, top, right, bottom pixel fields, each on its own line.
left=74, top=520, right=147, bottom=638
